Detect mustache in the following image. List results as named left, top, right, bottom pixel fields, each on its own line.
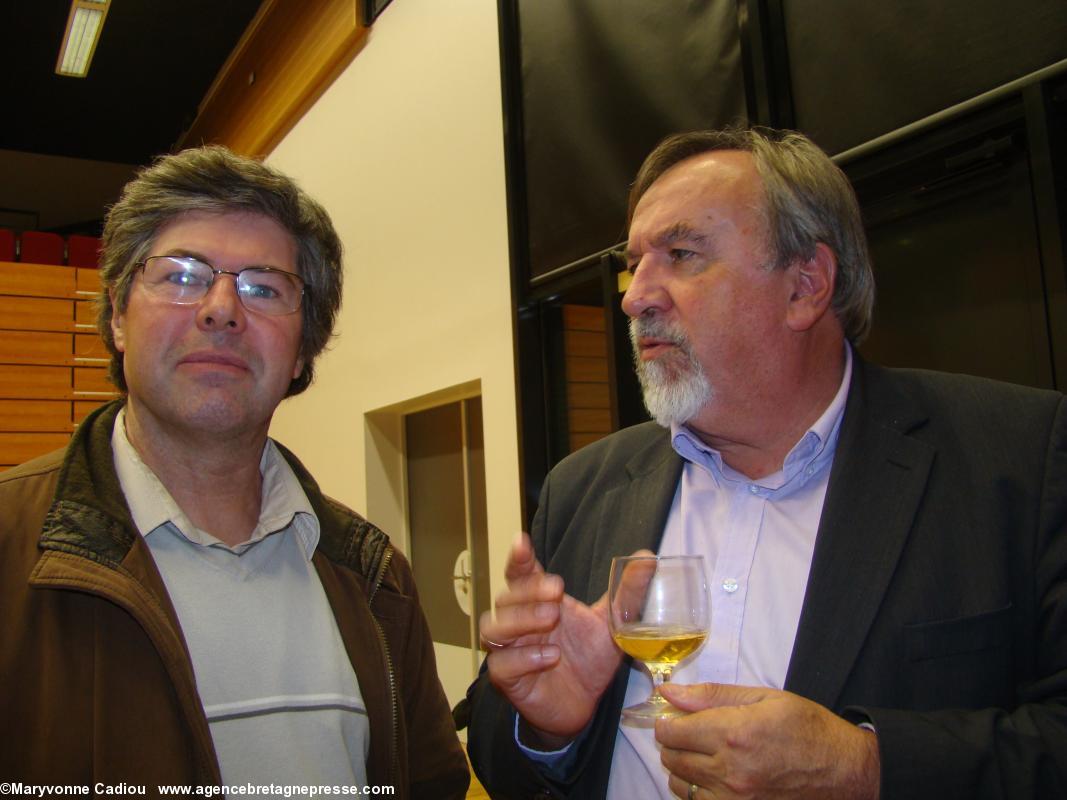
left=629, top=315, right=692, bottom=350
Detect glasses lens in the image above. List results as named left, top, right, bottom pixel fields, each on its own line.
left=237, top=268, right=304, bottom=315
left=141, top=256, right=212, bottom=303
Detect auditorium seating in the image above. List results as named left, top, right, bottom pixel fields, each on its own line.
left=18, top=230, right=65, bottom=265
left=0, top=241, right=117, bottom=470
left=67, top=234, right=102, bottom=268
left=0, top=229, right=14, bottom=262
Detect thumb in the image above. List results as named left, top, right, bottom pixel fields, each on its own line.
left=659, top=681, right=769, bottom=711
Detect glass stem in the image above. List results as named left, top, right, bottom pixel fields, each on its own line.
left=650, top=666, right=673, bottom=700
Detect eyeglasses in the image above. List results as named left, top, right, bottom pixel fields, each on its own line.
left=137, top=255, right=306, bottom=316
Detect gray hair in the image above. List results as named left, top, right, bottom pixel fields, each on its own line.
left=97, top=144, right=343, bottom=396
left=628, top=127, right=875, bottom=344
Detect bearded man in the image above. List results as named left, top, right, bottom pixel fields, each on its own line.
left=466, top=127, right=1067, bottom=800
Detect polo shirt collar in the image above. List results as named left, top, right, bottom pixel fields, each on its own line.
left=671, top=344, right=853, bottom=494
left=111, top=407, right=320, bottom=559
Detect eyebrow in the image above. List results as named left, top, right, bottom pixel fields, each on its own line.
left=159, top=248, right=211, bottom=262
left=154, top=249, right=295, bottom=275
left=625, top=222, right=710, bottom=261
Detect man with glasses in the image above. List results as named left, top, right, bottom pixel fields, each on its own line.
left=0, top=146, right=469, bottom=798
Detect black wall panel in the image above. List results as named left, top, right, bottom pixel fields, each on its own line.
left=515, top=0, right=747, bottom=281
left=783, top=0, right=1067, bottom=155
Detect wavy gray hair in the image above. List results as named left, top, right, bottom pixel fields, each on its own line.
left=97, top=144, right=343, bottom=396
left=628, top=127, right=875, bottom=343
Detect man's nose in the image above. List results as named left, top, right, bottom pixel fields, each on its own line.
left=621, top=259, right=671, bottom=318
left=196, top=273, right=247, bottom=331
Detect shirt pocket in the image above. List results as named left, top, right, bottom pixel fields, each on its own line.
left=904, top=603, right=1013, bottom=662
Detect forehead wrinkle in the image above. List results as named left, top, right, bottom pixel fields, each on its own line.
left=627, top=221, right=711, bottom=260
left=652, top=221, right=709, bottom=249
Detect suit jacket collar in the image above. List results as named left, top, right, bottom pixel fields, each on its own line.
left=588, top=425, right=684, bottom=599
left=784, top=355, right=935, bottom=708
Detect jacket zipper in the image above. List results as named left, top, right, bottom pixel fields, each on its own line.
left=368, top=546, right=400, bottom=791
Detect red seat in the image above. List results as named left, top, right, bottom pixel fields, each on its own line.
left=19, top=231, right=65, bottom=265
left=0, top=229, right=14, bottom=262
left=67, top=235, right=102, bottom=268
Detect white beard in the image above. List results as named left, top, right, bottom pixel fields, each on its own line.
left=629, top=316, right=712, bottom=427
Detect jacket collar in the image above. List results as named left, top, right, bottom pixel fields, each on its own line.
left=588, top=425, right=683, bottom=599
left=39, top=399, right=139, bottom=566
left=784, top=355, right=935, bottom=708
left=37, top=400, right=390, bottom=589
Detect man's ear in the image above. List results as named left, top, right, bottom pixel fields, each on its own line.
left=786, top=242, right=837, bottom=332
left=110, top=289, right=127, bottom=353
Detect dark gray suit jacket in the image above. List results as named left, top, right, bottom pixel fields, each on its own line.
left=467, top=359, right=1067, bottom=799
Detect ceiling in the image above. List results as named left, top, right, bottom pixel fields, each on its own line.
left=1, top=1, right=264, bottom=166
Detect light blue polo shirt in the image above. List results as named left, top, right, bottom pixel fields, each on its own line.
left=112, top=409, right=369, bottom=792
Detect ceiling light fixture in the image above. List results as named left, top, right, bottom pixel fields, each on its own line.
left=55, top=0, right=111, bottom=78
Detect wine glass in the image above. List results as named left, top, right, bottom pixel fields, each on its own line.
left=608, top=554, right=709, bottom=721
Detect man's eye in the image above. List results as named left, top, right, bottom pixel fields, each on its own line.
left=166, top=270, right=206, bottom=287
left=243, top=282, right=281, bottom=300
left=670, top=248, right=696, bottom=262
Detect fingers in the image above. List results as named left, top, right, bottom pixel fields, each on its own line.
left=504, top=532, right=542, bottom=582
left=480, top=535, right=566, bottom=649
left=480, top=585, right=562, bottom=647
left=485, top=642, right=562, bottom=688
left=659, top=682, right=769, bottom=713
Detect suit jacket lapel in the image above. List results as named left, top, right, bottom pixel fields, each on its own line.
left=785, top=359, right=934, bottom=709
left=589, top=430, right=683, bottom=599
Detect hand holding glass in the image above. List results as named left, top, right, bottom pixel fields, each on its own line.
left=608, top=555, right=709, bottom=720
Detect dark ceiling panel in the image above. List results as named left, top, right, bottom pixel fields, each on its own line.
left=0, top=1, right=263, bottom=165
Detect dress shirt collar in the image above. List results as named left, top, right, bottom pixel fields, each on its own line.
left=671, top=344, right=854, bottom=495
left=111, top=407, right=320, bottom=559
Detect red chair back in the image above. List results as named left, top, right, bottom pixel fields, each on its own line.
left=67, top=235, right=102, bottom=268
left=19, top=231, right=65, bottom=265
left=0, top=229, right=14, bottom=261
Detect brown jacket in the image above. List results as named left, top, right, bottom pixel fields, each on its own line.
left=0, top=401, right=469, bottom=798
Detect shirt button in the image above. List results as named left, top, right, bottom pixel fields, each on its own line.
left=748, top=484, right=760, bottom=494
left=722, top=578, right=739, bottom=593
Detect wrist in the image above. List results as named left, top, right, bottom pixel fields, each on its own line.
left=851, top=727, right=881, bottom=800
left=517, top=717, right=576, bottom=752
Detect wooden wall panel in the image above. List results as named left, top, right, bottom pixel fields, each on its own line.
left=564, top=355, right=609, bottom=383
left=0, top=296, right=75, bottom=332
left=74, top=400, right=109, bottom=423
left=74, top=367, right=114, bottom=396
left=74, top=333, right=109, bottom=362
left=0, top=432, right=70, bottom=467
left=75, top=268, right=103, bottom=297
left=0, top=400, right=72, bottom=432
left=564, top=330, right=608, bottom=358
left=0, top=331, right=72, bottom=365
left=562, top=304, right=606, bottom=332
left=0, top=261, right=118, bottom=470
left=568, top=408, right=612, bottom=432
left=74, top=301, right=97, bottom=329
left=562, top=304, right=613, bottom=454
left=0, top=365, right=72, bottom=399
left=566, top=381, right=610, bottom=409
left=0, top=261, right=76, bottom=298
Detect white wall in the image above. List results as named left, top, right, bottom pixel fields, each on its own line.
left=267, top=0, right=520, bottom=712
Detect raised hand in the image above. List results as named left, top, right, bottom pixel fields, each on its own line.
left=656, top=682, right=880, bottom=800
left=478, top=533, right=626, bottom=747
